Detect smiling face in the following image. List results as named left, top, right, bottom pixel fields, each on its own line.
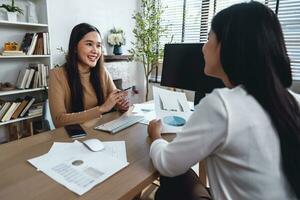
left=77, top=31, right=102, bottom=69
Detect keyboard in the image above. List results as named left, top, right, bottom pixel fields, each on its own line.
left=94, top=115, right=144, bottom=134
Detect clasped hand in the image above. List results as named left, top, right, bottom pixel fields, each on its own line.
left=100, top=90, right=129, bottom=113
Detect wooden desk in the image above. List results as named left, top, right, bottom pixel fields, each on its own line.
left=0, top=111, right=175, bottom=200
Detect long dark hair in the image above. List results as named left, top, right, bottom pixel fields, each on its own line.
left=65, top=23, right=104, bottom=112
left=211, top=1, right=300, bottom=198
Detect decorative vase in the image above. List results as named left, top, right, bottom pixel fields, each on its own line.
left=7, top=12, right=17, bottom=22
left=113, top=45, right=123, bottom=55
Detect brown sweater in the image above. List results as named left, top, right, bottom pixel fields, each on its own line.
left=48, top=65, right=116, bottom=128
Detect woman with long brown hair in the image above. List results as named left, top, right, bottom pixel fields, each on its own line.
left=49, top=23, right=128, bottom=128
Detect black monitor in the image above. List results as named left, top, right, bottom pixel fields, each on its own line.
left=161, top=43, right=224, bottom=104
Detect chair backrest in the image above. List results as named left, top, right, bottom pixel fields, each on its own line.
left=43, top=99, right=55, bottom=130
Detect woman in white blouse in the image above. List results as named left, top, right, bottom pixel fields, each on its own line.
left=148, top=2, right=300, bottom=200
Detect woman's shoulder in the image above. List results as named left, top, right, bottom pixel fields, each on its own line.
left=49, top=65, right=68, bottom=84
left=196, top=86, right=247, bottom=110
left=210, top=85, right=247, bottom=99
left=50, top=64, right=67, bottom=76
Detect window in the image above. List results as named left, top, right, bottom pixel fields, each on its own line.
left=160, top=0, right=300, bottom=80
left=160, top=0, right=205, bottom=43
left=160, top=0, right=184, bottom=45
left=276, top=0, right=300, bottom=80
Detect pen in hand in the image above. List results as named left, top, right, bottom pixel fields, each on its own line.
left=117, top=87, right=132, bottom=93
left=122, top=87, right=132, bottom=91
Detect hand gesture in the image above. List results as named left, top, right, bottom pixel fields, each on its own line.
left=148, top=119, right=163, bottom=141
left=100, top=90, right=124, bottom=113
left=115, top=91, right=129, bottom=112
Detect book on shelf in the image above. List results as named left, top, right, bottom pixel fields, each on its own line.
left=1, top=102, right=21, bottom=122
left=20, top=32, right=50, bottom=56
left=25, top=69, right=35, bottom=89
left=20, top=33, right=34, bottom=54
left=43, top=33, right=47, bottom=55
left=11, top=97, right=31, bottom=119
left=1, top=51, right=26, bottom=56
left=20, top=97, right=36, bottom=117
left=46, top=33, right=50, bottom=55
left=0, top=102, right=12, bottom=120
left=27, top=104, right=43, bottom=116
left=27, top=33, right=38, bottom=55
left=0, top=97, right=37, bottom=122
left=32, top=71, right=39, bottom=89
left=15, top=64, right=49, bottom=89
left=16, top=68, right=30, bottom=89
left=33, top=33, right=44, bottom=55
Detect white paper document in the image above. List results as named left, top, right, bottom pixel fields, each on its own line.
left=153, top=86, right=193, bottom=133
left=28, top=140, right=128, bottom=196
left=132, top=103, right=156, bottom=125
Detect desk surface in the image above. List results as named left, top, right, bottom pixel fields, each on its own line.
left=0, top=111, right=175, bottom=200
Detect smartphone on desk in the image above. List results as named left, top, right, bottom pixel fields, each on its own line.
left=65, top=124, right=87, bottom=138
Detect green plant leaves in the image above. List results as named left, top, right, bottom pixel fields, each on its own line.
left=0, top=0, right=23, bottom=14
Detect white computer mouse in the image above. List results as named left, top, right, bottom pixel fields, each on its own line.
left=82, top=138, right=105, bottom=152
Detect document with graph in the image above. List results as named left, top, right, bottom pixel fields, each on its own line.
left=28, top=141, right=128, bottom=195
left=153, top=86, right=193, bottom=133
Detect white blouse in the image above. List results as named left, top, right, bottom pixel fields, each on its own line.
left=150, top=86, right=298, bottom=200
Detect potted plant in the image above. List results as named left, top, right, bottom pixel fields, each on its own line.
left=0, top=0, right=23, bottom=22
left=129, top=0, right=168, bottom=101
left=107, top=28, right=126, bottom=55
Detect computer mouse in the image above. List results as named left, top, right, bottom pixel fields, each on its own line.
left=82, top=138, right=105, bottom=152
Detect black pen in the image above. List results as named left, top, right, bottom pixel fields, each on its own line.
left=122, top=86, right=132, bottom=91
left=117, top=87, right=132, bottom=93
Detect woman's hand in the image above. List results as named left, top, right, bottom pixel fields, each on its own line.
left=148, top=119, right=163, bottom=141
left=99, top=90, right=124, bottom=113
left=115, top=91, right=129, bottom=112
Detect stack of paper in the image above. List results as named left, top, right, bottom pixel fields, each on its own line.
left=132, top=103, right=156, bottom=124
left=28, top=140, right=128, bottom=195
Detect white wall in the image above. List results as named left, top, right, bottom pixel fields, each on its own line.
left=48, top=0, right=137, bottom=65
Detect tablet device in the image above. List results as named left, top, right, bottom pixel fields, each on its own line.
left=65, top=124, right=87, bottom=138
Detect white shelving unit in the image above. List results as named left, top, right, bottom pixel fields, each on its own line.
left=0, top=114, right=43, bottom=126
left=0, top=55, right=51, bottom=58
left=0, top=0, right=51, bottom=142
left=0, top=87, right=47, bottom=96
left=0, top=20, right=48, bottom=27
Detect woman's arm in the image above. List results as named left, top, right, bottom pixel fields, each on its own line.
left=48, top=69, right=102, bottom=128
left=148, top=91, right=228, bottom=177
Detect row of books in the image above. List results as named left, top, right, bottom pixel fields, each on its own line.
left=20, top=32, right=50, bottom=55
left=0, top=96, right=37, bottom=122
left=16, top=64, right=49, bottom=89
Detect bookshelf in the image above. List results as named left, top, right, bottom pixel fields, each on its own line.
left=0, top=87, right=47, bottom=96
left=0, top=114, right=42, bottom=126
left=0, top=20, right=48, bottom=27
left=0, top=55, right=51, bottom=59
left=0, top=0, right=51, bottom=143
